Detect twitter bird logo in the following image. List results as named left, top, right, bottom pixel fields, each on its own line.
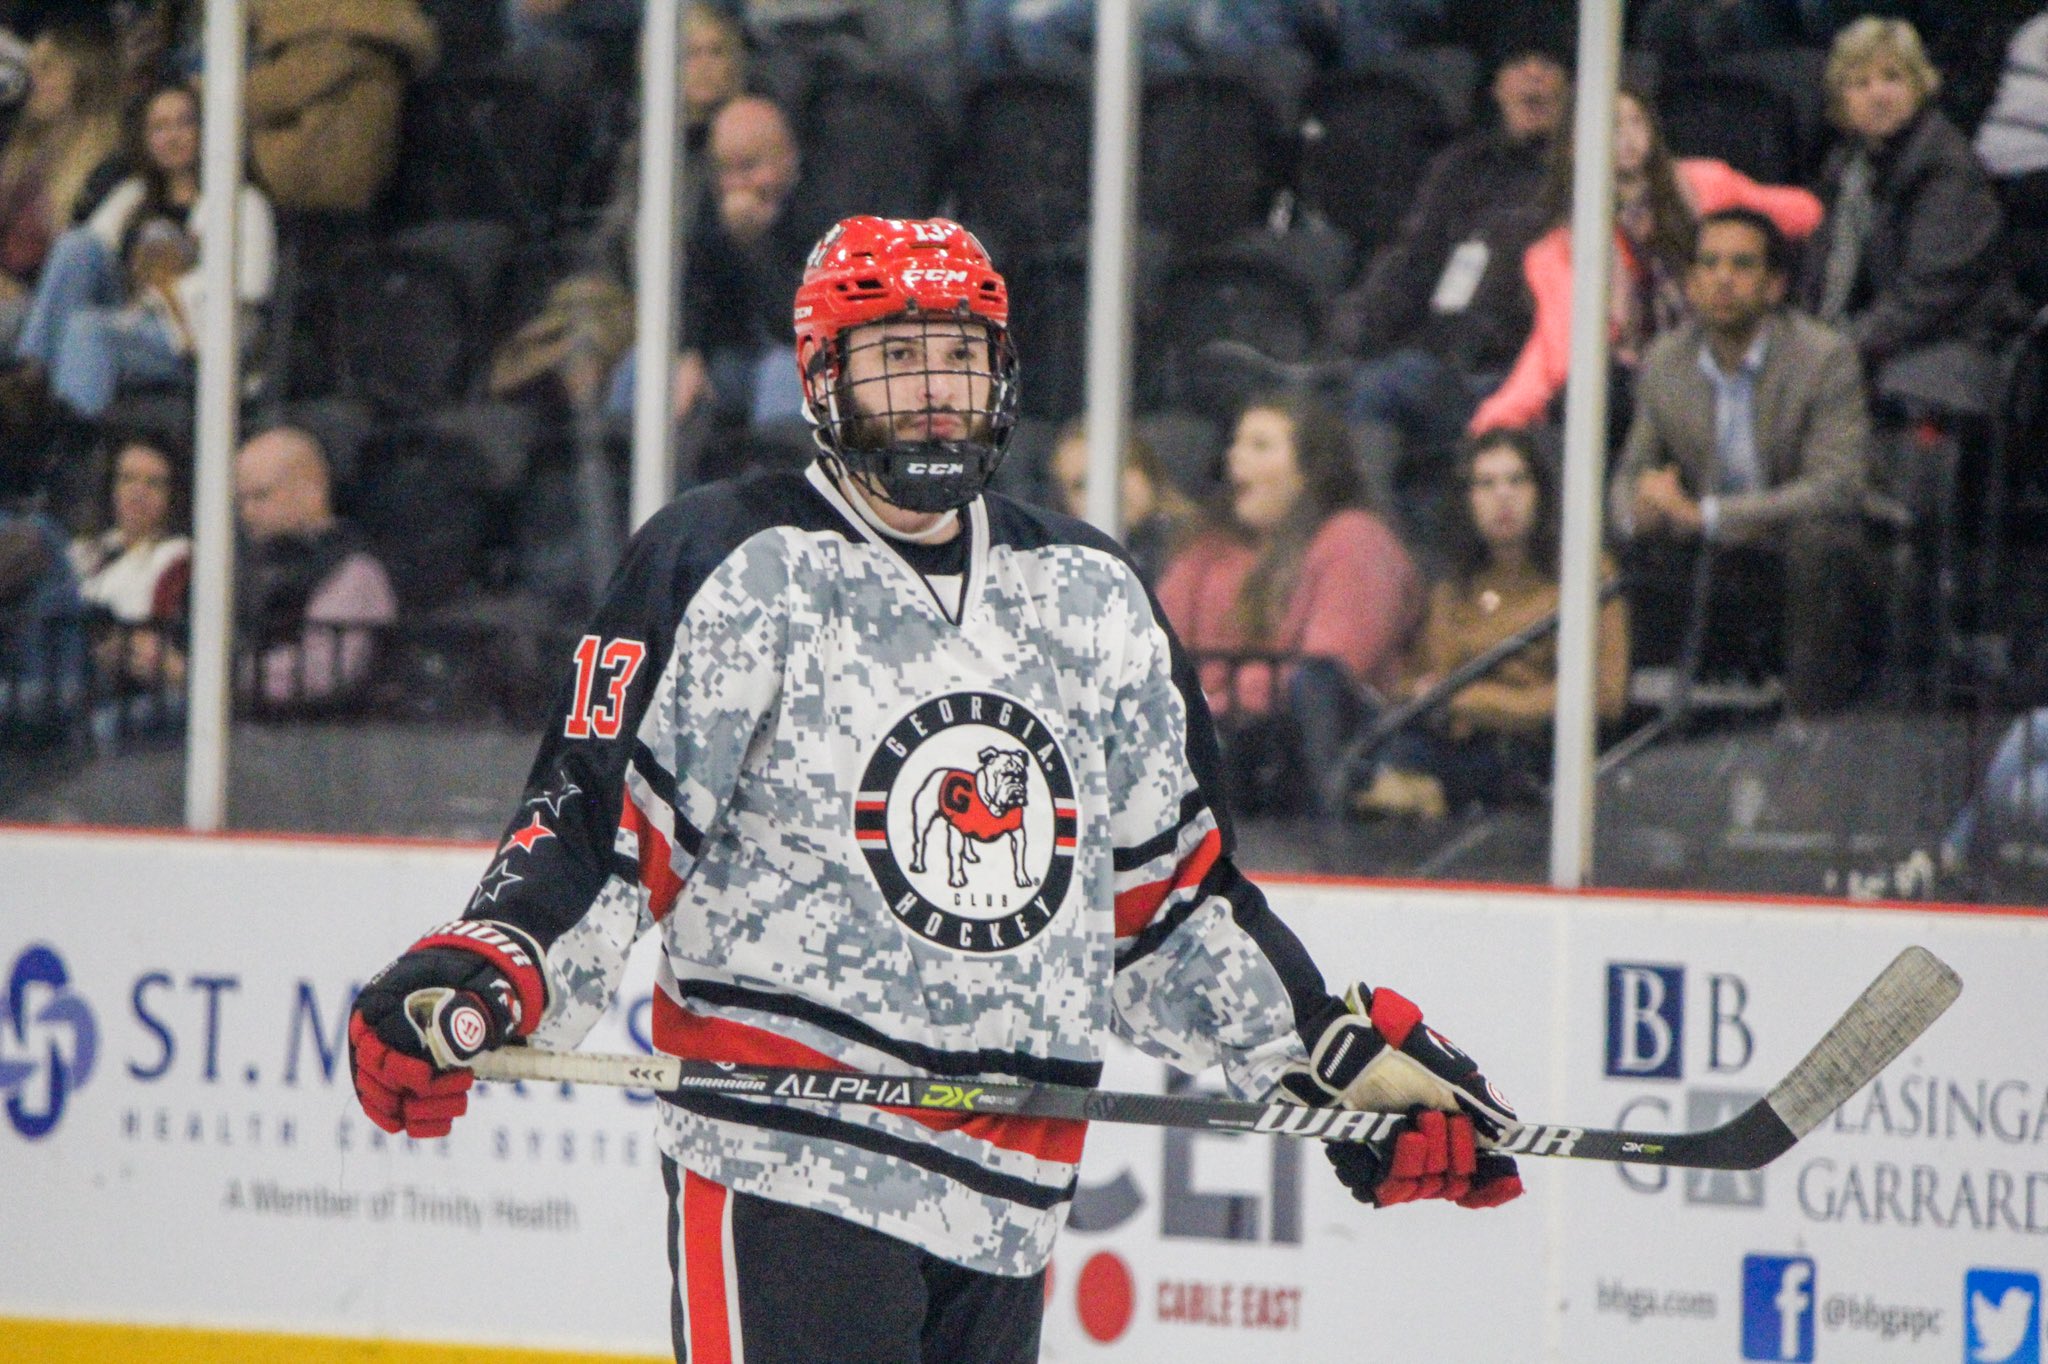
left=1967, top=1269, right=2041, bottom=1364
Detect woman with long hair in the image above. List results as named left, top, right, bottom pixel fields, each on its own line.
left=69, top=427, right=191, bottom=697
left=17, top=76, right=199, bottom=372
left=1358, top=429, right=1630, bottom=818
left=0, top=20, right=121, bottom=312
left=1156, top=391, right=1422, bottom=814
left=1469, top=84, right=1823, bottom=434
left=10, top=77, right=274, bottom=418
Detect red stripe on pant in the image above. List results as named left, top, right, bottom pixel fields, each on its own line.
left=682, top=1170, right=736, bottom=1363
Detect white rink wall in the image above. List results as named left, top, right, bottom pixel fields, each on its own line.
left=2, top=827, right=2043, bottom=1363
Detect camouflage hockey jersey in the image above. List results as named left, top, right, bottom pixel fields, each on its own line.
left=469, top=461, right=1338, bottom=1276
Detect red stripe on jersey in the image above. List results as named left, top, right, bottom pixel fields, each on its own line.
left=653, top=991, right=1088, bottom=1165
left=856, top=799, right=887, bottom=812
left=682, top=1171, right=734, bottom=1364
left=1112, top=827, right=1222, bottom=938
left=620, top=792, right=684, bottom=922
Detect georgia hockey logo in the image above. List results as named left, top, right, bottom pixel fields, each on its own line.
left=857, top=691, right=1077, bottom=953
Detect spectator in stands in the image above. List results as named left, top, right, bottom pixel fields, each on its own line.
left=69, top=428, right=190, bottom=696
left=1977, top=7, right=2048, bottom=302
left=1333, top=46, right=1568, bottom=491
left=490, top=4, right=750, bottom=411
left=0, top=18, right=121, bottom=332
left=1977, top=8, right=2048, bottom=182
left=0, top=405, right=82, bottom=719
left=1156, top=390, right=1421, bottom=816
left=683, top=4, right=751, bottom=153
left=6, top=78, right=275, bottom=419
left=231, top=426, right=396, bottom=711
left=1048, top=418, right=1196, bottom=589
left=1357, top=428, right=1628, bottom=819
left=1611, top=207, right=1877, bottom=717
left=1804, top=17, right=2025, bottom=414
left=960, top=0, right=1442, bottom=78
left=1469, top=84, right=1823, bottom=435
left=244, top=0, right=439, bottom=215
left=586, top=2, right=750, bottom=274
left=1940, top=705, right=2048, bottom=890
left=608, top=94, right=812, bottom=438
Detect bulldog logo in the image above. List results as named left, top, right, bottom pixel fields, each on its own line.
left=857, top=691, right=1077, bottom=953
left=909, top=747, right=1034, bottom=889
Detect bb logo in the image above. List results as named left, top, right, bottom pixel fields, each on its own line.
left=1966, top=1268, right=2041, bottom=1364
left=0, top=944, right=99, bottom=1140
left=1605, top=962, right=1756, bottom=1080
left=858, top=691, right=1076, bottom=953
left=1742, top=1254, right=1815, bottom=1362
left=1608, top=963, right=1684, bottom=1078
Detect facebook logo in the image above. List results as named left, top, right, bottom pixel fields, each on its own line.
left=1607, top=963, right=1685, bottom=1079
left=1966, top=1268, right=2041, bottom=1364
left=1742, top=1254, right=1816, bottom=1362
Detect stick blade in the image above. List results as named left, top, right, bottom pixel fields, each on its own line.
left=1765, top=945, right=1962, bottom=1140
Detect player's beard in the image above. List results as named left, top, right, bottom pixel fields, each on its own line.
left=841, top=406, right=994, bottom=452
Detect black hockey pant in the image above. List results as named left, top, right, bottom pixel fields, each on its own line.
left=663, top=1156, right=1045, bottom=1363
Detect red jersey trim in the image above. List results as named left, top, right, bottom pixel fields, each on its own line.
left=1113, top=827, right=1223, bottom=938
left=620, top=792, right=684, bottom=922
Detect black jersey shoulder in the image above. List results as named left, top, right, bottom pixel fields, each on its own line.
left=625, top=464, right=853, bottom=609
left=980, top=489, right=1144, bottom=569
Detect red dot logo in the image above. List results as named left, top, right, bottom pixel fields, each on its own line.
left=1075, top=1251, right=1135, bottom=1343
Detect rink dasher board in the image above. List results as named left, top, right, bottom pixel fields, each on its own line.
left=0, top=828, right=2039, bottom=1363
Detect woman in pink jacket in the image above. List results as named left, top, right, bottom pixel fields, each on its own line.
left=1156, top=391, right=1422, bottom=816
left=1469, top=85, right=1823, bottom=434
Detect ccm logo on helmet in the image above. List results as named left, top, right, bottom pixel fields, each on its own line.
left=900, top=267, right=970, bottom=288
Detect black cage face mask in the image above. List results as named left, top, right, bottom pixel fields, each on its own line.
left=812, top=315, right=1019, bottom=514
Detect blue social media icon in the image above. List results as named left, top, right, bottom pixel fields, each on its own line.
left=1743, top=1254, right=1816, bottom=1362
left=1966, top=1269, right=2041, bottom=1364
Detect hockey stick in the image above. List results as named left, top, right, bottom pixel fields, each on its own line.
left=422, top=946, right=1960, bottom=1171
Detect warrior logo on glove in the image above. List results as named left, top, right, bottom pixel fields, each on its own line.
left=856, top=690, right=1077, bottom=954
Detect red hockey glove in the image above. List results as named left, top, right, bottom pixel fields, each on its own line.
left=1279, top=983, right=1524, bottom=1210
left=347, top=920, right=547, bottom=1138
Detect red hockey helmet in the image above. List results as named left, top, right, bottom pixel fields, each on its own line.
left=793, top=215, right=1019, bottom=513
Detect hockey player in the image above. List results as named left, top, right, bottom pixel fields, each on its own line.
left=348, top=215, right=1524, bottom=1364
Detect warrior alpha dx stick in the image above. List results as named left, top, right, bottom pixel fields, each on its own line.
left=417, top=946, right=1960, bottom=1171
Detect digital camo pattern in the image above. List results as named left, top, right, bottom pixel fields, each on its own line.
left=531, top=871, right=648, bottom=1050
left=547, top=468, right=1316, bottom=1275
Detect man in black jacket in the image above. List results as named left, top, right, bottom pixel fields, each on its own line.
left=1332, top=47, right=1568, bottom=495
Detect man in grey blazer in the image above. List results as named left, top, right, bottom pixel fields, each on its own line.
left=1611, top=207, right=1878, bottom=716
